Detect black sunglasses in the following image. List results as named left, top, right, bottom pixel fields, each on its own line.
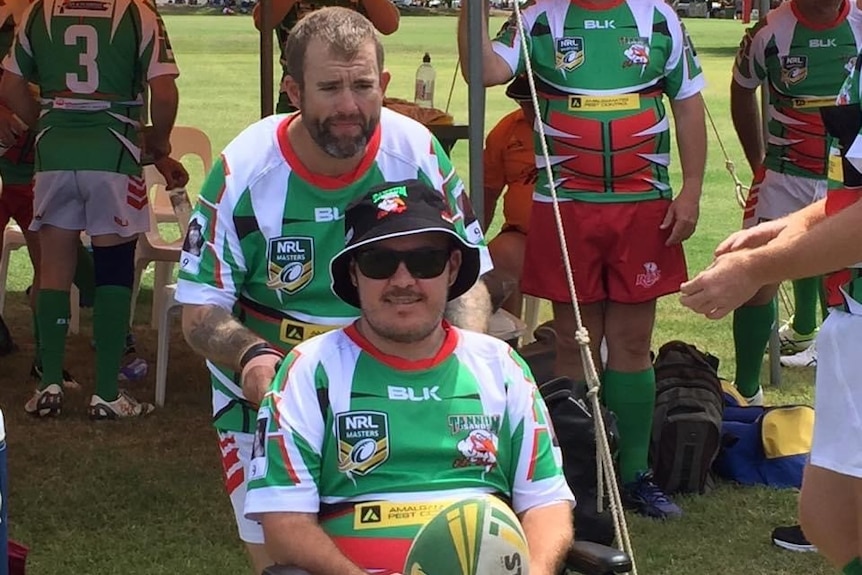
left=354, top=246, right=452, bottom=280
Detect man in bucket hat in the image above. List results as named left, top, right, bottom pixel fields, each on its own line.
left=244, top=179, right=574, bottom=575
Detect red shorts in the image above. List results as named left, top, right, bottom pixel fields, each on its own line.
left=824, top=188, right=862, bottom=307
left=521, top=199, right=687, bottom=304
left=0, top=182, right=34, bottom=229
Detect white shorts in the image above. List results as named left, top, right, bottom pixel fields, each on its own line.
left=216, top=430, right=265, bottom=544
left=810, top=310, right=862, bottom=478
left=31, top=170, right=149, bottom=238
left=742, top=170, right=827, bottom=228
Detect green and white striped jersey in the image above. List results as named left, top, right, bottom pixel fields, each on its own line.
left=491, top=0, right=704, bottom=202
left=175, top=110, right=491, bottom=433
left=2, top=0, right=179, bottom=175
left=244, top=324, right=573, bottom=524
left=733, top=0, right=862, bottom=179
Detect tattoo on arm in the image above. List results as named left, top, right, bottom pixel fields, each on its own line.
left=183, top=305, right=264, bottom=371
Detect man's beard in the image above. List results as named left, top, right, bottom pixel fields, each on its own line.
left=364, top=312, right=442, bottom=344
left=306, top=111, right=378, bottom=160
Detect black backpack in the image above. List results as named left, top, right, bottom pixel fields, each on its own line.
left=650, top=341, right=723, bottom=495
left=538, top=377, right=618, bottom=546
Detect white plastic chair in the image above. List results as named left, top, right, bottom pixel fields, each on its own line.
left=130, top=165, right=184, bottom=329
left=521, top=295, right=541, bottom=345
left=152, top=126, right=213, bottom=225
left=153, top=189, right=192, bottom=407
left=0, top=224, right=79, bottom=334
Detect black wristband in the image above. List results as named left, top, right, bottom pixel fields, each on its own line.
left=238, top=342, right=283, bottom=371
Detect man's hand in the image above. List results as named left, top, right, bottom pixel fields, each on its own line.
left=713, top=219, right=786, bottom=257
left=154, top=155, right=190, bottom=189
left=679, top=251, right=762, bottom=319
left=0, top=106, right=26, bottom=148
left=660, top=186, right=700, bottom=245
left=143, top=126, right=171, bottom=162
left=241, top=353, right=281, bottom=406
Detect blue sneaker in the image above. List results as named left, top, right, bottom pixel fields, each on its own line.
left=622, top=471, right=682, bottom=519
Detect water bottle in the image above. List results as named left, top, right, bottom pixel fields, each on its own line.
left=414, top=53, right=436, bottom=109
left=1, top=408, right=8, bottom=575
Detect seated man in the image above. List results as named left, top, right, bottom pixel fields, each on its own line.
left=245, top=180, right=574, bottom=575
left=484, top=75, right=536, bottom=318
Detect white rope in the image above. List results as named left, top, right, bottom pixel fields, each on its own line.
left=704, top=98, right=749, bottom=208
left=509, top=3, right=638, bottom=573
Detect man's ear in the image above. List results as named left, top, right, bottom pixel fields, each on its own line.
left=284, top=74, right=301, bottom=110
left=448, top=249, right=463, bottom=288
left=380, top=69, right=391, bottom=96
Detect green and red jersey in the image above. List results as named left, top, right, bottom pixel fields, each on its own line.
left=734, top=0, right=862, bottom=180
left=243, top=324, right=573, bottom=572
left=491, top=0, right=704, bottom=203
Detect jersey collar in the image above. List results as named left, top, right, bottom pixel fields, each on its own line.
left=791, top=0, right=849, bottom=31
left=345, top=321, right=458, bottom=371
left=276, top=113, right=382, bottom=190
left=569, top=0, right=626, bottom=11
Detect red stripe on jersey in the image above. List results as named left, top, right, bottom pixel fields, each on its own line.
left=208, top=242, right=224, bottom=290
left=526, top=427, right=546, bottom=481
left=277, top=351, right=302, bottom=393
left=276, top=434, right=301, bottom=484
left=344, top=321, right=459, bottom=371
left=331, top=535, right=412, bottom=573
left=774, top=107, right=828, bottom=174
left=824, top=189, right=862, bottom=306
left=217, top=435, right=244, bottom=495
left=215, top=154, right=230, bottom=204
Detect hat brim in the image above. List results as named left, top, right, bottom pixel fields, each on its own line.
left=330, top=228, right=481, bottom=309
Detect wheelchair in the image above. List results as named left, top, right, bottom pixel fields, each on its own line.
left=261, top=536, right=632, bottom=575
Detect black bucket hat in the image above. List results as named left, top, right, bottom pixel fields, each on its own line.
left=329, top=179, right=482, bottom=308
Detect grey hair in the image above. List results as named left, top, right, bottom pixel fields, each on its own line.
left=285, top=7, right=385, bottom=88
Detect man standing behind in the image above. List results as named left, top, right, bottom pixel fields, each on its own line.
left=458, top=0, right=707, bottom=518
left=253, top=0, right=399, bottom=114
left=729, top=0, right=862, bottom=401
left=484, top=74, right=537, bottom=318
left=175, top=8, right=489, bottom=572
left=0, top=0, right=183, bottom=418
left=245, top=180, right=573, bottom=575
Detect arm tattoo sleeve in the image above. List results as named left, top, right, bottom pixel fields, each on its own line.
left=184, top=305, right=265, bottom=371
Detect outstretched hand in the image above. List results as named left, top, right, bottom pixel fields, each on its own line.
left=679, top=251, right=762, bottom=319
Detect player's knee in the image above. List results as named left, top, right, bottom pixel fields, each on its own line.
left=92, top=240, right=136, bottom=288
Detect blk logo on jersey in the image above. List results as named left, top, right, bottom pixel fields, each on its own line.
left=336, top=411, right=390, bottom=479
left=555, top=37, right=585, bottom=71
left=780, top=55, right=808, bottom=86
left=266, top=236, right=314, bottom=295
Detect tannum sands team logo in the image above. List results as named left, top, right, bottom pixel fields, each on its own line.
left=621, top=37, right=650, bottom=68
left=336, top=411, right=390, bottom=480
left=372, top=185, right=407, bottom=219
left=781, top=55, right=808, bottom=86
left=266, top=236, right=314, bottom=295
left=555, top=37, right=585, bottom=71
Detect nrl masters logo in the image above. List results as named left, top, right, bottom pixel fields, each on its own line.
left=336, top=411, right=390, bottom=480
left=781, top=55, right=808, bottom=86
left=266, top=236, right=314, bottom=295
left=555, top=37, right=585, bottom=71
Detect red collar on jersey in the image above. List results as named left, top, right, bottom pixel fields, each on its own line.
left=568, top=0, right=626, bottom=12
left=344, top=320, right=458, bottom=371
left=791, top=0, right=849, bottom=31
left=277, top=112, right=383, bottom=190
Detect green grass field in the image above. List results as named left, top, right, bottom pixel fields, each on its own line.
left=0, top=13, right=828, bottom=575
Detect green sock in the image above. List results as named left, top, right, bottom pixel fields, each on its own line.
left=31, top=311, right=41, bottom=367
left=792, top=277, right=820, bottom=335
left=733, top=301, right=775, bottom=398
left=602, top=368, right=655, bottom=484
left=36, top=290, right=70, bottom=389
left=93, top=285, right=132, bottom=402
left=843, top=557, right=862, bottom=575
left=73, top=242, right=95, bottom=305
left=819, top=278, right=829, bottom=323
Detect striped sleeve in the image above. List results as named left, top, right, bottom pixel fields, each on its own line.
left=244, top=349, right=327, bottom=520
left=732, top=20, right=769, bottom=90
left=175, top=155, right=247, bottom=310
left=136, top=0, right=180, bottom=80
left=1, top=0, right=38, bottom=80
left=490, top=1, right=538, bottom=77
left=505, top=349, right=574, bottom=514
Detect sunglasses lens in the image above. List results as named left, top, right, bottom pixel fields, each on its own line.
left=355, top=247, right=450, bottom=279
left=355, top=250, right=400, bottom=279
left=404, top=248, right=450, bottom=278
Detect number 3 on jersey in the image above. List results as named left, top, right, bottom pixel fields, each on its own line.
left=65, top=24, right=98, bottom=94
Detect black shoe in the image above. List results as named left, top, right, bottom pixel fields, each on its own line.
left=30, top=360, right=82, bottom=391
left=771, top=524, right=816, bottom=552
